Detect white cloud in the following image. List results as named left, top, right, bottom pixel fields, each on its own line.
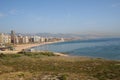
left=112, top=3, right=120, bottom=7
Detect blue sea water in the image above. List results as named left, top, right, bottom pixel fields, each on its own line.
left=33, top=38, right=120, bottom=60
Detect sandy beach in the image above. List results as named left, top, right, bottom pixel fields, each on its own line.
left=0, top=41, right=68, bottom=56
left=15, top=43, right=45, bottom=52
left=15, top=41, right=63, bottom=52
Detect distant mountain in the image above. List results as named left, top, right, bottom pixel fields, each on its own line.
left=13, top=32, right=120, bottom=40
left=35, top=33, right=112, bottom=39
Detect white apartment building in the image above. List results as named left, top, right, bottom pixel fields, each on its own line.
left=40, top=37, right=45, bottom=42
left=31, top=36, right=40, bottom=43
left=23, top=36, right=29, bottom=43
left=0, top=33, right=11, bottom=44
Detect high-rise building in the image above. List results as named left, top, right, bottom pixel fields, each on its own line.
left=11, top=30, right=15, bottom=44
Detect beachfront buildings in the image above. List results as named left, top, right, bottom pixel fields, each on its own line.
left=23, top=36, right=29, bottom=43
left=0, top=30, right=64, bottom=46
left=17, top=35, right=29, bottom=44
left=0, top=30, right=65, bottom=51
left=0, top=33, right=11, bottom=44
left=31, top=36, right=41, bottom=43
left=0, top=33, right=4, bottom=44
left=40, top=37, right=46, bottom=42
left=0, top=33, right=11, bottom=49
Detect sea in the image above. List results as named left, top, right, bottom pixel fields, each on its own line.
left=33, top=38, right=120, bottom=60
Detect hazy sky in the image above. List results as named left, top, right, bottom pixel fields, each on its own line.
left=0, top=0, right=120, bottom=35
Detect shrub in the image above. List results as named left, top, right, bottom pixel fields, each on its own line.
left=18, top=52, right=55, bottom=57
left=58, top=74, right=67, bottom=80
left=0, top=53, right=6, bottom=58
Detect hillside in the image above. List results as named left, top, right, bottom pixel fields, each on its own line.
left=0, top=52, right=120, bottom=80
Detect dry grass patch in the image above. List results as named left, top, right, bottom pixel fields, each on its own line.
left=0, top=53, right=120, bottom=80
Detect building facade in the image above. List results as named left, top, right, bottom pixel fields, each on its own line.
left=11, top=30, right=16, bottom=44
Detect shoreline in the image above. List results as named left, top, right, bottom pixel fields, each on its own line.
left=15, top=41, right=58, bottom=52
left=0, top=41, right=69, bottom=56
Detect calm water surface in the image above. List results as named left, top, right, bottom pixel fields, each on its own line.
left=33, top=38, right=120, bottom=60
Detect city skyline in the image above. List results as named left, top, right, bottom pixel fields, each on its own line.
left=0, top=0, right=120, bottom=36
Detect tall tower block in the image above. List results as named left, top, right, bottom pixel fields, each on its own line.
left=11, top=30, right=15, bottom=44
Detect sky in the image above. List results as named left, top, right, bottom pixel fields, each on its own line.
left=0, top=0, right=120, bottom=36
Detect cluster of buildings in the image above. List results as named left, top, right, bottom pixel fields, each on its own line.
left=0, top=30, right=64, bottom=47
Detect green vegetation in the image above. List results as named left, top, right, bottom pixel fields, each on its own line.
left=0, top=52, right=55, bottom=59
left=59, top=74, right=68, bottom=80
left=18, top=51, right=55, bottom=57
left=0, top=52, right=120, bottom=80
